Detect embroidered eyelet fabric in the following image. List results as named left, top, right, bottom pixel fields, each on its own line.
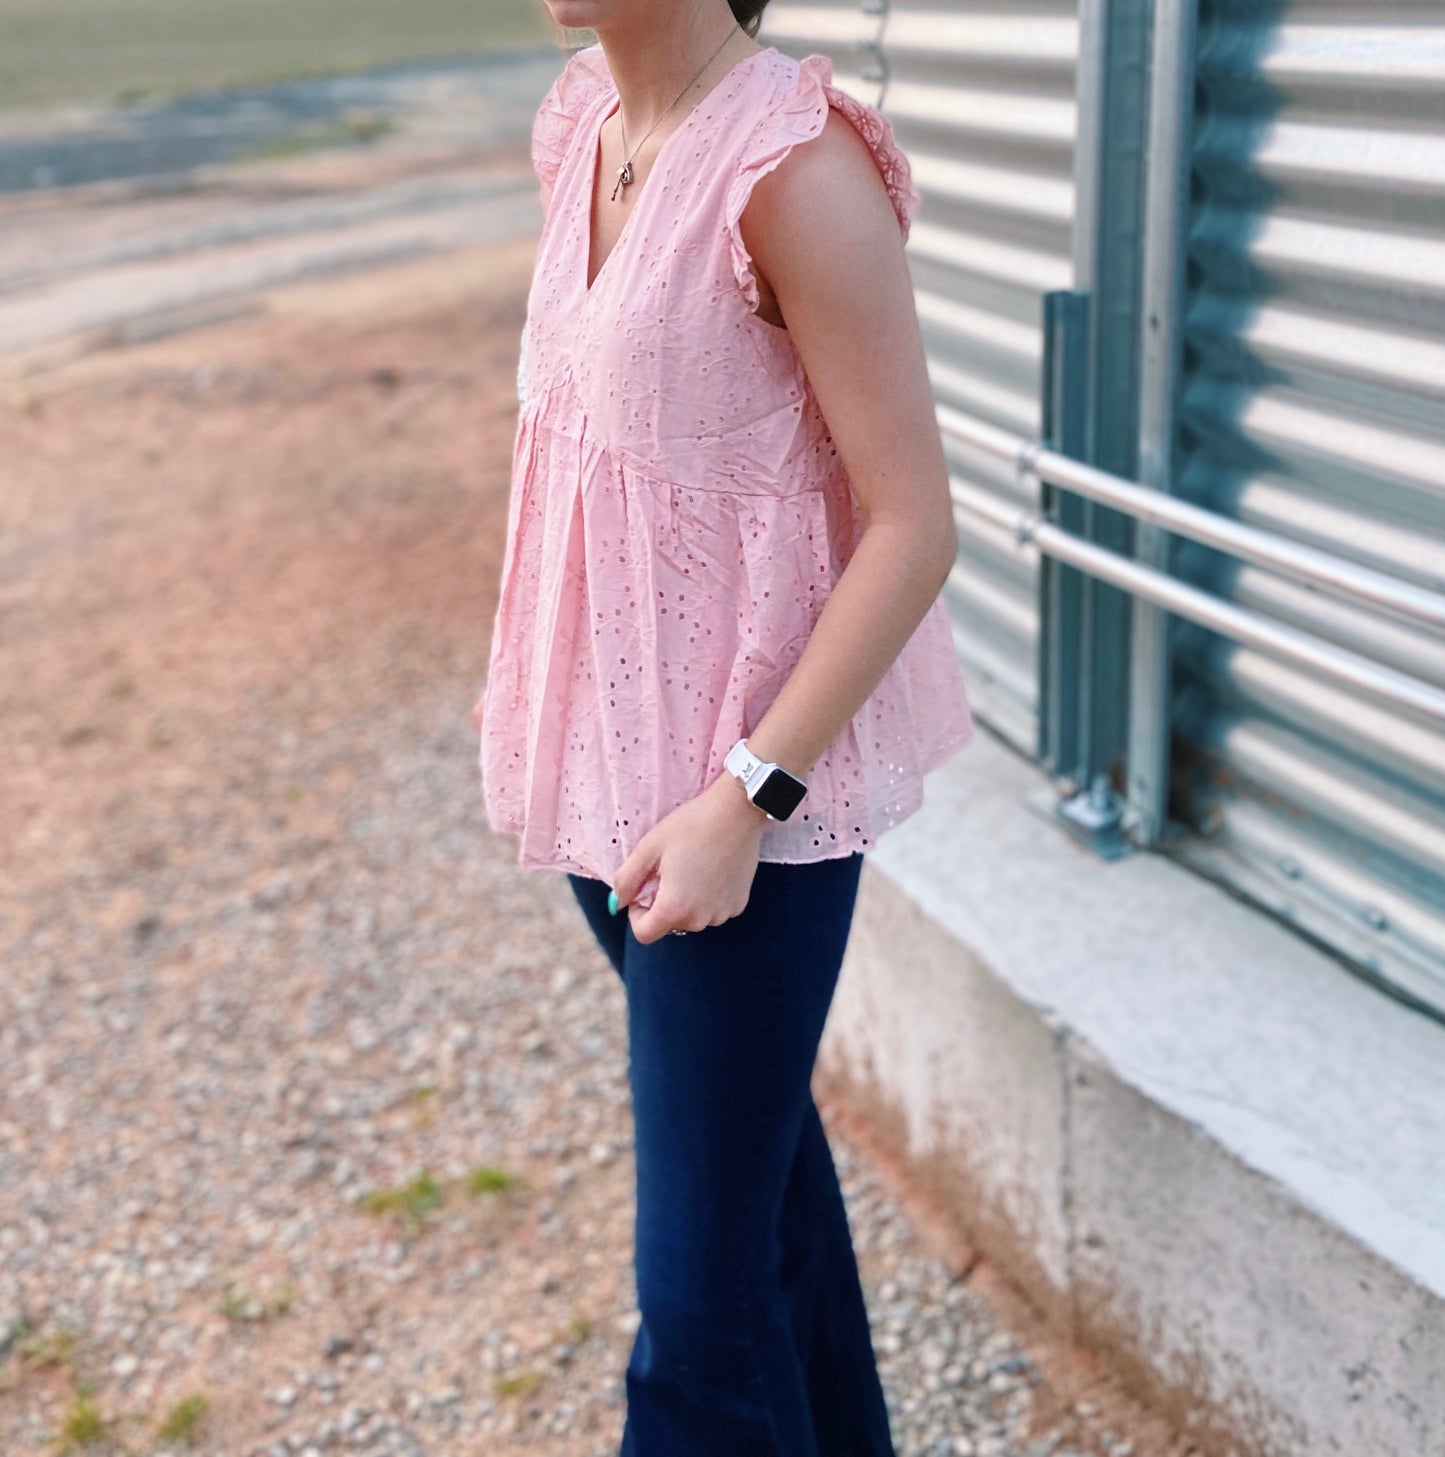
left=477, top=42, right=973, bottom=880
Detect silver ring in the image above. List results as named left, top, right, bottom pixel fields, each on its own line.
left=669, top=929, right=688, bottom=937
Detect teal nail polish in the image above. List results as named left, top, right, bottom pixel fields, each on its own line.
left=607, top=889, right=620, bottom=916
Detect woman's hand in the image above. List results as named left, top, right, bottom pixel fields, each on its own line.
left=611, top=772, right=769, bottom=945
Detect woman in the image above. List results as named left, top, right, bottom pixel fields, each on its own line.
left=474, top=0, right=973, bottom=1449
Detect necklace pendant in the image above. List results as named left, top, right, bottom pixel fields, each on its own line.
left=610, top=159, right=633, bottom=202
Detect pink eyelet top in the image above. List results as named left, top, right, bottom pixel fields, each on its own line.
left=477, top=41, right=973, bottom=882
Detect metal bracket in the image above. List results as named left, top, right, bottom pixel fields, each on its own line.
left=1054, top=773, right=1135, bottom=861
left=1021, top=774, right=1135, bottom=862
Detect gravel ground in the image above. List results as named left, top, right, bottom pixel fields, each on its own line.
left=0, top=231, right=1188, bottom=1457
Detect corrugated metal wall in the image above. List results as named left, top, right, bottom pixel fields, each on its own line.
left=891, top=2, right=1078, bottom=751
left=760, top=1, right=1444, bottom=1012
left=763, top=1, right=1081, bottom=753
left=1170, top=0, right=1445, bottom=1007
left=761, top=0, right=891, bottom=94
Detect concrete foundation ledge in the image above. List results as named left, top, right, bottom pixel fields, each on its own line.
left=818, top=726, right=1445, bottom=1457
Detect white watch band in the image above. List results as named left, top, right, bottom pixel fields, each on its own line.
left=724, top=737, right=772, bottom=800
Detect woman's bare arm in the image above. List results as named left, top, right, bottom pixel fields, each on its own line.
left=734, top=108, right=958, bottom=783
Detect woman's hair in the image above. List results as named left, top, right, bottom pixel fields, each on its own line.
left=729, top=0, right=771, bottom=38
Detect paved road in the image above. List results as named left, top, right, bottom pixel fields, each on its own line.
left=0, top=50, right=565, bottom=367
left=0, top=48, right=563, bottom=193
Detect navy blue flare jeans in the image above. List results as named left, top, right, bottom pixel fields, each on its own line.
left=566, top=851, right=896, bottom=1457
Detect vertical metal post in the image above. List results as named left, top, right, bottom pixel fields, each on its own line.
left=1079, top=0, right=1151, bottom=479
left=1039, top=291, right=1092, bottom=777
left=1060, top=0, right=1109, bottom=787
left=1072, top=0, right=1109, bottom=339
left=1128, top=0, right=1199, bottom=845
left=1044, top=0, right=1150, bottom=824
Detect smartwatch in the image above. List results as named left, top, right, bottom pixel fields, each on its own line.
left=724, top=738, right=809, bottom=822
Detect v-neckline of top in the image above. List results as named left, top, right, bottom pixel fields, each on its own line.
left=580, top=45, right=773, bottom=299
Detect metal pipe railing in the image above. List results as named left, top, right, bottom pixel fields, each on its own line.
left=937, top=402, right=1445, bottom=633
left=938, top=405, right=1445, bottom=728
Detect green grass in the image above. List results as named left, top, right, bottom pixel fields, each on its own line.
left=239, top=114, right=396, bottom=162
left=216, top=1280, right=295, bottom=1324
left=17, top=1324, right=80, bottom=1371
left=468, top=1163, right=525, bottom=1196
left=0, top=0, right=554, bottom=113
left=358, top=1167, right=445, bottom=1232
left=54, top=1392, right=109, bottom=1450
left=358, top=1163, right=528, bottom=1234
left=156, top=1392, right=210, bottom=1446
left=492, top=1369, right=543, bottom=1399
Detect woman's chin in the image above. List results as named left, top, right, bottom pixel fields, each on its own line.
left=544, top=0, right=607, bottom=31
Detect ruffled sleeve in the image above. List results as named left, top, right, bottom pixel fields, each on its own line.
left=723, top=53, right=923, bottom=313
left=531, top=43, right=613, bottom=203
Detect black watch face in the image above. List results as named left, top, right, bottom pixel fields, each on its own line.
left=754, top=768, right=807, bottom=821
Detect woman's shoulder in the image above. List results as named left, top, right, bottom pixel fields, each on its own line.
left=730, top=51, right=919, bottom=236
left=557, top=39, right=613, bottom=92
left=531, top=43, right=615, bottom=193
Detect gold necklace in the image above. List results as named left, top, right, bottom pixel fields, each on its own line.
left=609, top=22, right=743, bottom=202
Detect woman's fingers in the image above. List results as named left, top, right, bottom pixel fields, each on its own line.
left=611, top=835, right=660, bottom=912
left=629, top=888, right=693, bottom=944
left=635, top=867, right=661, bottom=910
